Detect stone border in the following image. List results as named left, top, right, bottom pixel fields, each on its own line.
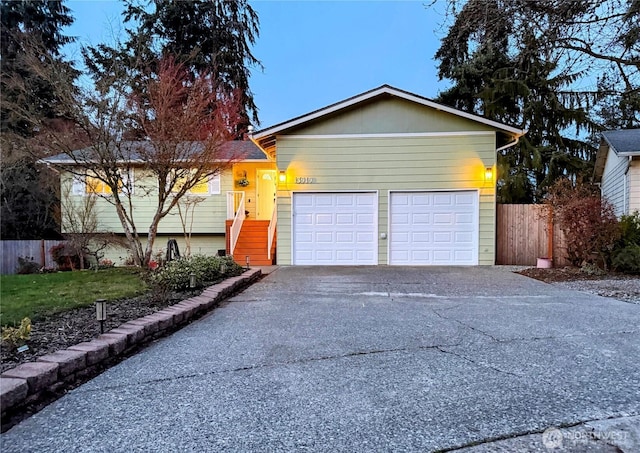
left=0, top=268, right=261, bottom=425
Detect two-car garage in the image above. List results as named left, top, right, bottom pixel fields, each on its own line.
left=292, top=191, right=479, bottom=265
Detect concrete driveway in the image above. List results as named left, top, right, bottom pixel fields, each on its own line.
left=2, top=266, right=639, bottom=452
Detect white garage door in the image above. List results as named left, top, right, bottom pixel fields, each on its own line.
left=293, top=192, right=377, bottom=265
left=389, top=191, right=478, bottom=265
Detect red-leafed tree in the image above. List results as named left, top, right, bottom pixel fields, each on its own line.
left=42, top=57, right=246, bottom=266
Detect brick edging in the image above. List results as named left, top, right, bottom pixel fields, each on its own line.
left=0, top=268, right=262, bottom=423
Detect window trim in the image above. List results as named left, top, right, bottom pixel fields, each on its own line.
left=72, top=170, right=134, bottom=196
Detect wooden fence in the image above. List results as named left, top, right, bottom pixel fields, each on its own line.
left=496, top=204, right=569, bottom=266
left=1, top=240, right=65, bottom=274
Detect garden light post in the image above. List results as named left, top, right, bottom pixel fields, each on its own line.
left=246, top=256, right=250, bottom=270
left=95, top=299, right=107, bottom=334
left=189, top=272, right=196, bottom=289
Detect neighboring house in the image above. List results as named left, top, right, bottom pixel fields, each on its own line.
left=252, top=85, right=525, bottom=265
left=43, top=140, right=277, bottom=265
left=593, top=129, right=640, bottom=217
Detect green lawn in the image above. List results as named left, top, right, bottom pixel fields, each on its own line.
left=0, top=268, right=147, bottom=326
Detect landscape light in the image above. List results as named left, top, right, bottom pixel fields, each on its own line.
left=95, top=299, right=107, bottom=334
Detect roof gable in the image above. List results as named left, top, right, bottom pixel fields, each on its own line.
left=253, top=85, right=525, bottom=153
left=593, top=129, right=640, bottom=182
left=275, top=95, right=496, bottom=136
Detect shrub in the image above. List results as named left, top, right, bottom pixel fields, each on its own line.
left=50, top=243, right=82, bottom=271
left=16, top=256, right=40, bottom=274
left=612, top=245, right=640, bottom=274
left=617, top=211, right=640, bottom=247
left=148, top=255, right=242, bottom=291
left=1, top=317, right=31, bottom=350
left=98, top=258, right=114, bottom=269
left=546, top=179, right=620, bottom=268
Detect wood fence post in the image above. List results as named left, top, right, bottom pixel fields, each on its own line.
left=40, top=239, right=46, bottom=267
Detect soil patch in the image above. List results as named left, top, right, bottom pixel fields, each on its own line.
left=517, top=266, right=636, bottom=283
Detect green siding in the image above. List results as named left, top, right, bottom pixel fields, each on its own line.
left=98, top=235, right=227, bottom=265
left=276, top=133, right=497, bottom=265
left=287, top=97, right=494, bottom=135
left=61, top=169, right=232, bottom=235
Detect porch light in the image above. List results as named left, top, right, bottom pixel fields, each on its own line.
left=95, top=299, right=107, bottom=334
left=485, top=167, right=494, bottom=182
left=279, top=171, right=286, bottom=183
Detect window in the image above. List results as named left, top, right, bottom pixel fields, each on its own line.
left=172, top=172, right=220, bottom=195
left=72, top=171, right=133, bottom=196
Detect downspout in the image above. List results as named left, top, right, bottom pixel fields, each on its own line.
left=624, top=156, right=630, bottom=215
left=495, top=135, right=521, bottom=153
left=494, top=133, right=524, bottom=264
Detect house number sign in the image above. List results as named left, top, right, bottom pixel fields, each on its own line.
left=295, top=177, right=316, bottom=184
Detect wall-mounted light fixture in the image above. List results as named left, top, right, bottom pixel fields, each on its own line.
left=279, top=170, right=286, bottom=183
left=485, top=167, right=494, bottom=182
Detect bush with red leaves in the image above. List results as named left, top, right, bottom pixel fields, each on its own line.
left=546, top=179, right=620, bottom=268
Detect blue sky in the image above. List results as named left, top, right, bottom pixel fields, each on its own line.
left=64, top=0, right=451, bottom=128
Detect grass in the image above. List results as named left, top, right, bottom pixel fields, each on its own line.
left=0, top=268, right=147, bottom=326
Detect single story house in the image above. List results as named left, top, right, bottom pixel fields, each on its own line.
left=593, top=129, right=640, bottom=217
left=46, top=85, right=526, bottom=266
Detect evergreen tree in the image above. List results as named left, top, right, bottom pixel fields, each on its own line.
left=432, top=0, right=639, bottom=203
left=84, top=0, right=261, bottom=133
left=1, top=0, right=78, bottom=137
left=0, top=0, right=78, bottom=239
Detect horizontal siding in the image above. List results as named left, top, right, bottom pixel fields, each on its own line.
left=276, top=134, right=497, bottom=265
left=61, top=169, right=233, bottom=235
left=601, top=147, right=629, bottom=217
left=276, top=195, right=292, bottom=265
left=289, top=97, right=495, bottom=135
left=99, top=235, right=227, bottom=266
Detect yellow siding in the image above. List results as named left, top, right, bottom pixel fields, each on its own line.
left=231, top=162, right=278, bottom=218
left=276, top=134, right=497, bottom=265
left=61, top=168, right=233, bottom=235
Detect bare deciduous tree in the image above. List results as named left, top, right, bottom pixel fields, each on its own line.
left=35, top=56, right=245, bottom=266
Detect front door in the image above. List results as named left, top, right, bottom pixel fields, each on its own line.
left=256, top=169, right=277, bottom=220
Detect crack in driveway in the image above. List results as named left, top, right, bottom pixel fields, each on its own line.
left=76, top=341, right=471, bottom=393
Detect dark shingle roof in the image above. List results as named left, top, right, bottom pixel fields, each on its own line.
left=601, top=129, right=640, bottom=155
left=42, top=140, right=267, bottom=165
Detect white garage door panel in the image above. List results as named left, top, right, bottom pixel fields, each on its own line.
left=293, top=192, right=377, bottom=265
left=390, top=191, right=478, bottom=265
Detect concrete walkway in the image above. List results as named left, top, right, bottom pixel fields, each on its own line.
left=1, top=266, right=639, bottom=452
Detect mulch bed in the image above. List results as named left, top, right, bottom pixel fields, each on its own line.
left=1, top=290, right=198, bottom=374
left=517, top=266, right=637, bottom=283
